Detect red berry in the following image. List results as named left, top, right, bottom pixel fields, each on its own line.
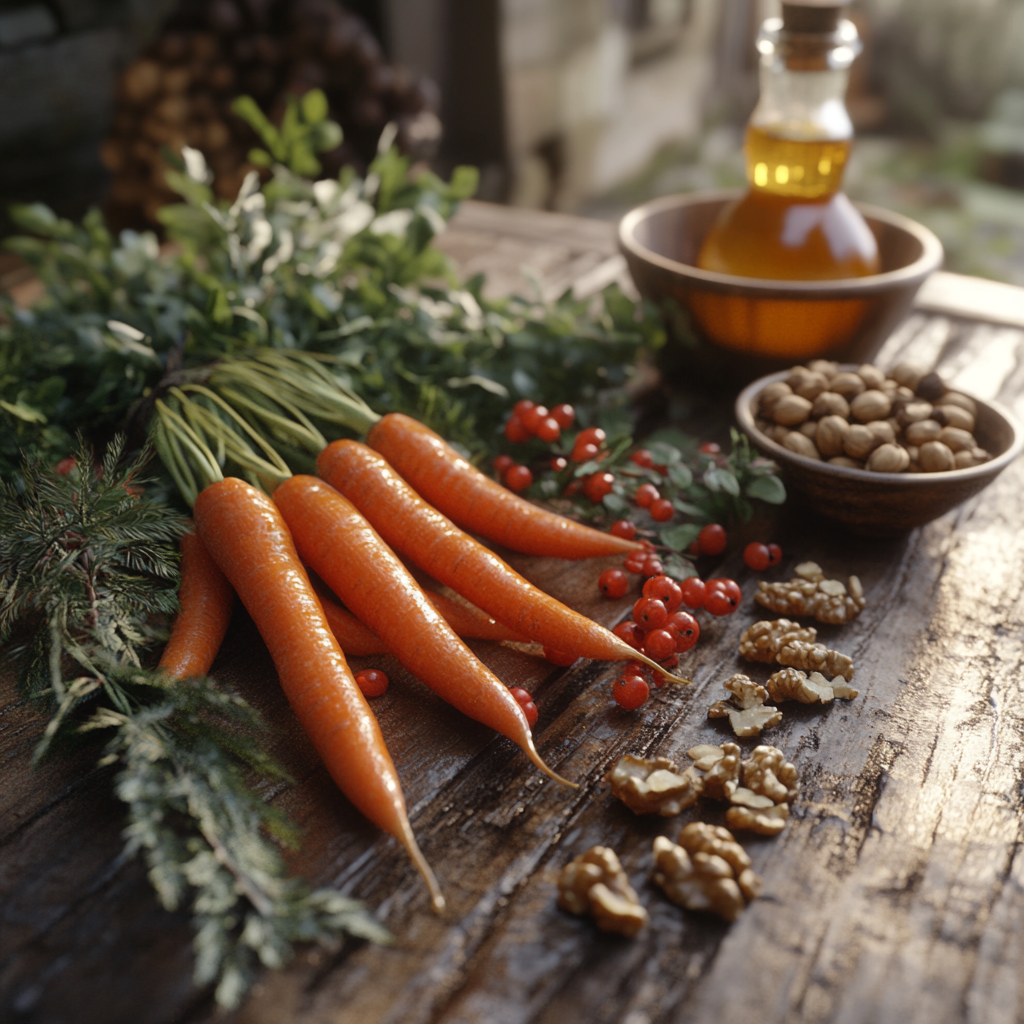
left=551, top=456, right=568, bottom=472
left=649, top=498, right=674, bottom=522
left=688, top=540, right=701, bottom=556
left=703, top=589, right=736, bottom=616
left=643, top=575, right=683, bottom=612
left=613, top=620, right=645, bottom=650
left=505, top=416, right=530, bottom=443
left=494, top=454, right=514, bottom=479
left=630, top=448, right=654, bottom=469
left=505, top=464, right=533, bottom=492
left=509, top=686, right=532, bottom=706
left=544, top=645, right=577, bottom=666
left=610, top=519, right=636, bottom=540
left=613, top=674, right=649, bottom=710
left=355, top=669, right=389, bottom=697
left=520, top=404, right=549, bottom=434
left=767, top=543, right=783, bottom=566
left=535, top=416, right=561, bottom=443
left=744, top=542, right=771, bottom=571
left=551, top=403, right=575, bottom=429
left=513, top=399, right=536, bottom=417
left=665, top=610, right=700, bottom=652
left=657, top=653, right=679, bottom=676
left=706, top=578, right=742, bottom=604
left=623, top=555, right=646, bottom=575
left=641, top=557, right=664, bottom=578
left=520, top=701, right=539, bottom=728
left=698, top=523, right=727, bottom=556
left=639, top=538, right=657, bottom=552
left=564, top=480, right=582, bottom=496
left=577, top=426, right=606, bottom=448
left=698, top=441, right=721, bottom=454
left=583, top=472, right=616, bottom=502
left=54, top=457, right=77, bottom=476
left=572, top=441, right=600, bottom=463
left=634, top=483, right=660, bottom=509
left=678, top=577, right=706, bottom=610
left=624, top=658, right=651, bottom=679
left=632, top=596, right=668, bottom=630
left=642, top=628, right=677, bottom=661
left=599, top=568, right=629, bottom=599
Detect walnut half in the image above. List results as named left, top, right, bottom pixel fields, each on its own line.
left=651, top=823, right=762, bottom=922
left=738, top=618, right=818, bottom=663
left=557, top=846, right=648, bottom=937
left=708, top=673, right=783, bottom=737
left=605, top=755, right=703, bottom=817
left=767, top=667, right=859, bottom=704
left=755, top=562, right=865, bottom=624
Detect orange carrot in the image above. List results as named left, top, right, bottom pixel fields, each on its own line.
left=193, top=477, right=444, bottom=912
left=421, top=589, right=530, bottom=643
left=366, top=413, right=644, bottom=559
left=272, top=475, right=575, bottom=787
left=313, top=580, right=389, bottom=656
left=316, top=441, right=689, bottom=684
left=159, top=530, right=235, bottom=679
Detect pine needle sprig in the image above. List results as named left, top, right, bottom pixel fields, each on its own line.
left=0, top=440, right=390, bottom=1007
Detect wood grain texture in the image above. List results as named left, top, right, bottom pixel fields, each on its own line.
left=3, top=203, right=1024, bottom=1024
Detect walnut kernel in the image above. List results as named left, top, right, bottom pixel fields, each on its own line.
left=606, top=755, right=703, bottom=816
left=755, top=567, right=865, bottom=624
left=776, top=639, right=854, bottom=680
left=739, top=618, right=818, bottom=663
left=726, top=804, right=790, bottom=836
left=699, top=741, right=741, bottom=799
left=557, top=846, right=648, bottom=937
left=708, top=674, right=782, bottom=737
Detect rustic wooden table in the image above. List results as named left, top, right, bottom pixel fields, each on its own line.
left=3, top=201, right=1024, bottom=1024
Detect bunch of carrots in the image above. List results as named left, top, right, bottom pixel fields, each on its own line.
left=158, top=412, right=691, bottom=911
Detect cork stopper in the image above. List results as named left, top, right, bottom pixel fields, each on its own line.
left=781, top=2, right=847, bottom=33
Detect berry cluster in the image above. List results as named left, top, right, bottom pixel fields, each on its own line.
left=743, top=541, right=783, bottom=571
left=508, top=685, right=539, bottom=728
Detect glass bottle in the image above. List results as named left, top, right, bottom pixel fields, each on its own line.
left=697, top=1, right=879, bottom=281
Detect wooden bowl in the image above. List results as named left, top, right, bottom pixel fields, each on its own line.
left=618, top=190, right=943, bottom=385
left=735, top=370, right=1024, bottom=536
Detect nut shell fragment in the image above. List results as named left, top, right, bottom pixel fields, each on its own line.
left=606, top=755, right=703, bottom=817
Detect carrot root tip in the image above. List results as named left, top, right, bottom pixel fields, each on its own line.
left=524, top=737, right=578, bottom=789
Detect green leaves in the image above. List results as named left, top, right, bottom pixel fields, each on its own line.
left=745, top=473, right=786, bottom=504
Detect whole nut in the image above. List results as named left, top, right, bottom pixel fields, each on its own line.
left=906, top=445, right=920, bottom=463
left=939, top=426, right=974, bottom=453
left=765, top=423, right=791, bottom=442
left=849, top=389, right=892, bottom=423
left=857, top=364, right=887, bottom=389
left=903, top=419, right=942, bottom=446
left=898, top=401, right=933, bottom=426
left=867, top=420, right=896, bottom=446
left=759, top=381, right=793, bottom=416
left=791, top=371, right=829, bottom=401
left=799, top=420, right=819, bottom=438
left=919, top=440, right=955, bottom=472
left=816, top=415, right=849, bottom=458
left=915, top=371, right=945, bottom=402
left=811, top=391, right=850, bottom=420
left=783, top=431, right=821, bottom=459
left=939, top=392, right=977, bottom=416
left=829, top=456, right=864, bottom=469
left=880, top=378, right=900, bottom=397
left=866, top=443, right=911, bottom=473
left=807, top=359, right=838, bottom=379
left=971, top=446, right=991, bottom=462
left=954, top=449, right=983, bottom=469
left=772, top=394, right=813, bottom=426
left=933, top=404, right=975, bottom=432
left=843, top=423, right=881, bottom=460
left=889, top=361, right=927, bottom=391
left=830, top=372, right=866, bottom=399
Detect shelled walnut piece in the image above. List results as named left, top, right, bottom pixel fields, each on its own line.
left=754, top=361, right=991, bottom=474
left=708, top=674, right=782, bottom=737
left=605, top=755, right=703, bottom=816
left=739, top=619, right=854, bottom=680
left=557, top=846, right=649, bottom=937
left=755, top=561, right=865, bottom=625
left=767, top=667, right=859, bottom=704
left=652, top=824, right=762, bottom=922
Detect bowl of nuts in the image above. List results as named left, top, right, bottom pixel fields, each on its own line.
left=735, top=360, right=1023, bottom=535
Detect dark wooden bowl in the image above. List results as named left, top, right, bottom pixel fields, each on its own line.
left=735, top=370, right=1024, bottom=535
left=618, top=190, right=943, bottom=385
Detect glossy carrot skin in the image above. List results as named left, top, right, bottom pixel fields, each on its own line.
left=316, top=441, right=650, bottom=666
left=421, top=589, right=529, bottom=643
left=192, top=478, right=436, bottom=899
left=159, top=531, right=235, bottom=679
left=366, top=413, right=643, bottom=559
left=272, top=476, right=565, bottom=783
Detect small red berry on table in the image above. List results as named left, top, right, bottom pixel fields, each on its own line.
left=610, top=519, right=636, bottom=540
left=623, top=552, right=647, bottom=574
left=640, top=556, right=664, bottom=578
left=613, top=620, right=645, bottom=649
left=767, top=543, right=783, bottom=566
left=520, top=700, right=539, bottom=728
left=508, top=686, right=532, bottom=705
left=355, top=669, right=389, bottom=697
left=698, top=523, right=727, bottom=556
left=551, top=403, right=575, bottom=428
left=678, top=576, right=706, bottom=610
left=612, top=674, right=649, bottom=710
left=505, top=464, right=533, bottom=492
left=583, top=472, right=616, bottom=502
left=665, top=610, right=700, bottom=651
left=643, top=575, right=683, bottom=612
left=543, top=645, right=577, bottom=666
left=632, top=596, right=668, bottom=630
left=494, top=454, right=514, bottom=478
left=598, top=568, right=629, bottom=598
left=505, top=416, right=530, bottom=443
left=629, top=448, right=654, bottom=468
left=743, top=542, right=772, bottom=571
left=706, top=578, right=742, bottom=604
left=642, top=628, right=677, bottom=661
left=649, top=497, right=674, bottom=522
left=634, top=483, right=660, bottom=509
